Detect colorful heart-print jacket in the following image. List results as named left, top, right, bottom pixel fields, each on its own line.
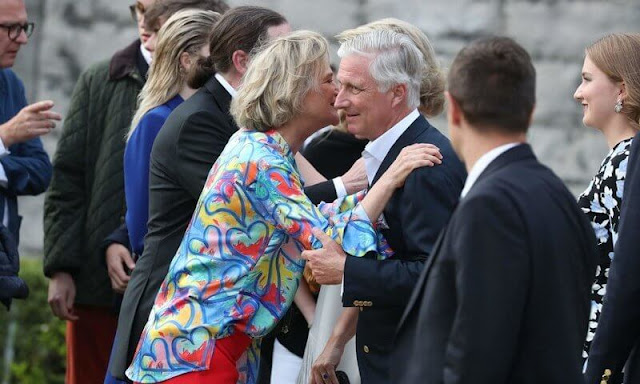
left=126, top=128, right=392, bottom=383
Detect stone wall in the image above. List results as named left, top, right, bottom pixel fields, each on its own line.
left=11, top=0, right=640, bottom=254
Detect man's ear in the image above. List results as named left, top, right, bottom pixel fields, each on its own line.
left=231, top=50, right=250, bottom=75
left=390, top=83, right=407, bottom=108
left=445, top=91, right=463, bottom=128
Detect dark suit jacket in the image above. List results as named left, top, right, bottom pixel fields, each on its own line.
left=110, top=76, right=338, bottom=379
left=585, top=132, right=640, bottom=384
left=342, top=115, right=466, bottom=384
left=393, top=144, right=598, bottom=384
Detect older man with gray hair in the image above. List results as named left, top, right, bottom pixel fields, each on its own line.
left=302, top=29, right=466, bottom=384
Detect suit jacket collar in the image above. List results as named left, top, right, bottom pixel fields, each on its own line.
left=204, top=75, right=236, bottom=128
left=470, top=143, right=536, bottom=194
left=371, top=115, right=432, bottom=186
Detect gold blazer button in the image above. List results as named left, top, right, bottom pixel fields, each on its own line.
left=363, top=345, right=370, bottom=353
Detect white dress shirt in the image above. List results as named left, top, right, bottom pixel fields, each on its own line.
left=460, top=142, right=522, bottom=198
left=362, top=109, right=420, bottom=185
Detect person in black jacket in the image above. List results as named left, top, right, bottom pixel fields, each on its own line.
left=392, top=36, right=598, bottom=384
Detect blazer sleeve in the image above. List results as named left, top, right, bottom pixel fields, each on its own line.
left=249, top=156, right=380, bottom=257
left=0, top=138, right=51, bottom=196
left=342, top=167, right=459, bottom=308
left=43, top=70, right=91, bottom=277
left=304, top=180, right=337, bottom=205
left=585, top=134, right=640, bottom=384
left=442, top=194, right=529, bottom=384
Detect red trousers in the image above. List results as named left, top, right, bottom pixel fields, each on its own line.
left=136, top=332, right=251, bottom=384
left=65, top=305, right=118, bottom=384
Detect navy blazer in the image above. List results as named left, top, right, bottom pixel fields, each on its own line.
left=393, top=144, right=597, bottom=384
left=585, top=131, right=640, bottom=384
left=0, top=70, right=51, bottom=244
left=342, top=115, right=466, bottom=384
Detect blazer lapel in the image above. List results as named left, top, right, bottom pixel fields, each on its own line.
left=371, top=116, right=430, bottom=186
left=470, top=143, right=536, bottom=191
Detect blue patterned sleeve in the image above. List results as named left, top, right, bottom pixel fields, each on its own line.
left=247, top=154, right=383, bottom=258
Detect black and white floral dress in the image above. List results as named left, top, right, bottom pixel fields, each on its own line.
left=578, top=137, right=633, bottom=362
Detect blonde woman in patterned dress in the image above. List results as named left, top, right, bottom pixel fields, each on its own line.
left=125, top=30, right=442, bottom=384
left=574, top=33, right=640, bottom=371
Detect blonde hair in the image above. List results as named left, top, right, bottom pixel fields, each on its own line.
left=337, top=18, right=445, bottom=117
left=587, top=33, right=640, bottom=130
left=231, top=30, right=329, bottom=132
left=127, top=9, right=220, bottom=139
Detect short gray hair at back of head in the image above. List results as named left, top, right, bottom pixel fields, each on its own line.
left=338, top=29, right=424, bottom=109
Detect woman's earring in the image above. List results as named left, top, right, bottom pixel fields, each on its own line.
left=615, top=99, right=623, bottom=113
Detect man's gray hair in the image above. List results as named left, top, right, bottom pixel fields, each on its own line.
left=338, top=29, right=424, bottom=109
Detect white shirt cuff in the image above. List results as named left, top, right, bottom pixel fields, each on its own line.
left=333, top=177, right=347, bottom=198
left=0, top=137, right=9, bottom=188
left=0, top=137, right=10, bottom=158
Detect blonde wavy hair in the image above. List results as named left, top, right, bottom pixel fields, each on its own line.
left=337, top=18, right=445, bottom=117
left=230, top=30, right=329, bottom=132
left=127, top=9, right=220, bottom=139
left=587, top=33, right=640, bottom=130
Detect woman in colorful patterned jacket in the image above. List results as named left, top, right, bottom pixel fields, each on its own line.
left=125, top=30, right=442, bottom=384
left=574, top=33, right=640, bottom=370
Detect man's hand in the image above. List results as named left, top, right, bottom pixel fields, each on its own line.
left=47, top=272, right=79, bottom=321
left=341, top=158, right=367, bottom=194
left=310, top=336, right=346, bottom=384
left=0, top=100, right=61, bottom=147
left=105, top=243, right=136, bottom=294
left=302, top=228, right=347, bottom=285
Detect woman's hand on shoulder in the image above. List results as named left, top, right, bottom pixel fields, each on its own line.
left=383, top=143, right=442, bottom=189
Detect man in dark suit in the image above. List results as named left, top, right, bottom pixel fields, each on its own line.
left=302, top=29, right=466, bottom=384
left=109, top=7, right=365, bottom=380
left=392, top=37, right=598, bottom=384
left=585, top=136, right=640, bottom=383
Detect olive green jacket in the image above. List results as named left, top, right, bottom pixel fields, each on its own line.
left=43, top=41, right=145, bottom=307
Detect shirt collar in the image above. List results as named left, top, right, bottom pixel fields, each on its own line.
left=362, top=109, right=420, bottom=184
left=460, top=142, right=522, bottom=198
left=215, top=73, right=237, bottom=98
left=364, top=109, right=420, bottom=162
left=140, top=43, right=152, bottom=65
